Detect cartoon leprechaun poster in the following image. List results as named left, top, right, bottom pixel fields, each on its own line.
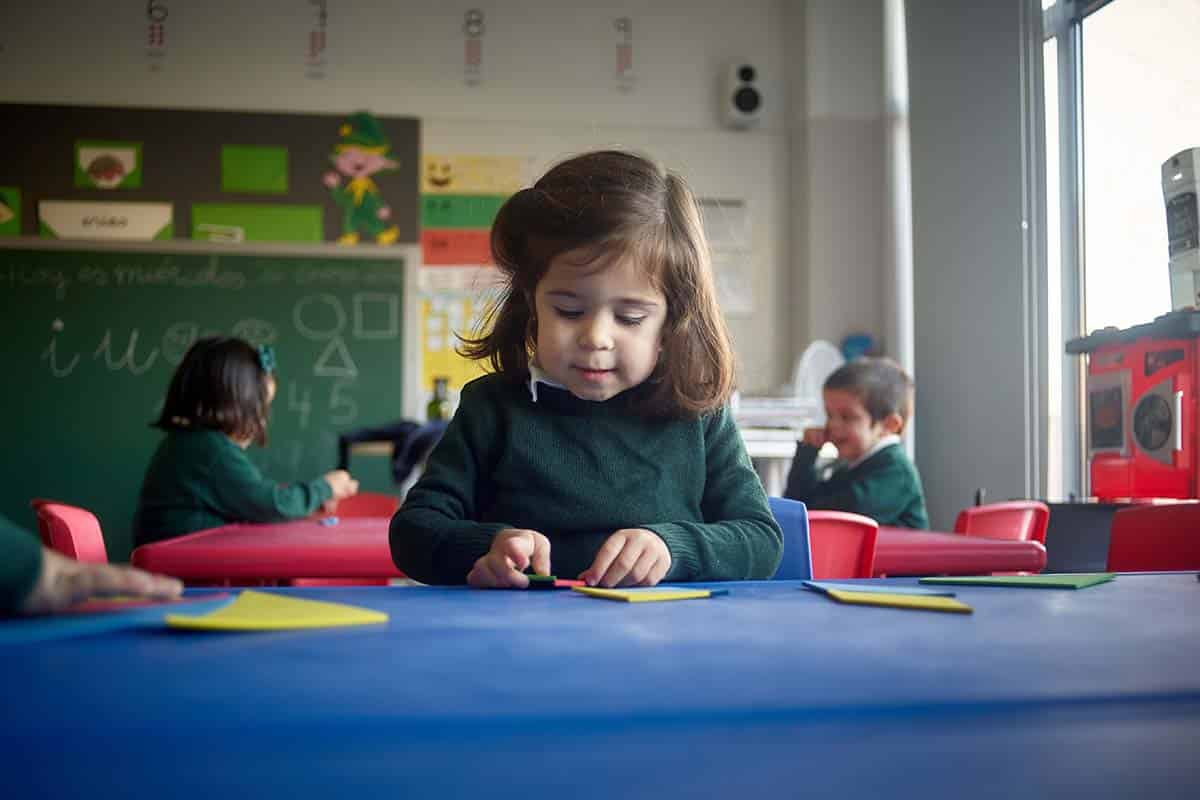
left=323, top=112, right=400, bottom=245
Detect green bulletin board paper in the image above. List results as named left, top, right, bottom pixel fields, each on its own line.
left=919, top=573, right=1117, bottom=589
left=0, top=247, right=405, bottom=562
left=192, top=203, right=322, bottom=243
left=0, top=187, right=20, bottom=235
left=420, top=194, right=507, bottom=229
left=221, top=145, right=290, bottom=194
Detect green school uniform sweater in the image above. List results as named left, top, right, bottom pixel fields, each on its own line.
left=390, top=373, right=783, bottom=585
left=784, top=442, right=929, bottom=529
left=0, top=514, right=42, bottom=614
left=133, top=429, right=333, bottom=546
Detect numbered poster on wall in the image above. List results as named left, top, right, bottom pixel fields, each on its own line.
left=420, top=293, right=494, bottom=393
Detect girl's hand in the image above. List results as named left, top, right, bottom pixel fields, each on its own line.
left=579, top=529, right=671, bottom=588
left=467, top=529, right=551, bottom=589
left=802, top=427, right=828, bottom=448
left=323, top=470, right=359, bottom=501
left=22, top=548, right=183, bottom=615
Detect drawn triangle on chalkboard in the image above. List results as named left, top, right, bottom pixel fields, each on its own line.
left=314, top=336, right=358, bottom=377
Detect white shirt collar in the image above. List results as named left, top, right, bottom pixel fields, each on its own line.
left=846, top=433, right=901, bottom=470
left=528, top=361, right=565, bottom=402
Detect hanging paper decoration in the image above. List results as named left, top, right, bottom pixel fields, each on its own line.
left=463, top=9, right=484, bottom=86
left=146, top=0, right=168, bottom=71
left=306, top=0, right=328, bottom=78
left=615, top=17, right=635, bottom=92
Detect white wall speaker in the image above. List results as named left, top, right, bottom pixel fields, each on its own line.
left=721, top=61, right=763, bottom=129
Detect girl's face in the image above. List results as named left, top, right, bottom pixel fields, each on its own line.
left=533, top=248, right=667, bottom=402
left=265, top=374, right=277, bottom=406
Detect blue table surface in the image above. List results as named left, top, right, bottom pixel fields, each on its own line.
left=2, top=575, right=1198, bottom=798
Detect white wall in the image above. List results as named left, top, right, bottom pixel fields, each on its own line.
left=907, top=0, right=1037, bottom=527
left=0, top=0, right=793, bottom=393
left=795, top=1, right=886, bottom=352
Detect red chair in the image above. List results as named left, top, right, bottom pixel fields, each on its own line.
left=322, top=491, right=400, bottom=519
left=954, top=501, right=1050, bottom=545
left=29, top=499, right=108, bottom=563
left=1106, top=502, right=1200, bottom=572
left=806, top=510, right=878, bottom=579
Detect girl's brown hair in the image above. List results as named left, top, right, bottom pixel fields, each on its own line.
left=460, top=150, right=735, bottom=418
left=152, top=336, right=272, bottom=445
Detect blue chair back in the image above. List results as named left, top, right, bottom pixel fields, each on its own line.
left=768, top=496, right=812, bottom=580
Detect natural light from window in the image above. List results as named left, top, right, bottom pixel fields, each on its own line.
left=1082, top=0, right=1200, bottom=333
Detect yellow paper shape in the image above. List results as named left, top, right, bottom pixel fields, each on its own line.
left=572, top=586, right=714, bottom=603
left=165, top=590, right=388, bottom=631
left=824, top=588, right=973, bottom=614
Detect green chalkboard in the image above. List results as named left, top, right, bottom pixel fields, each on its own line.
left=0, top=245, right=407, bottom=561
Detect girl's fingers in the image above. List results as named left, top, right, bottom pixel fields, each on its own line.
left=529, top=534, right=552, bottom=577
left=646, top=557, right=671, bottom=587
left=622, top=548, right=660, bottom=587
left=580, top=535, right=624, bottom=586
left=599, top=540, right=643, bottom=588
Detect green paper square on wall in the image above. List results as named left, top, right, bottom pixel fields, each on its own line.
left=0, top=187, right=20, bottom=235
left=192, top=203, right=322, bottom=243
left=221, top=145, right=290, bottom=194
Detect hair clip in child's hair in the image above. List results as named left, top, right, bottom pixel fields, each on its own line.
left=257, top=344, right=276, bottom=374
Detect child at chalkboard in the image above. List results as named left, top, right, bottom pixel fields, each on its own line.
left=132, top=336, right=359, bottom=546
left=390, top=150, right=783, bottom=588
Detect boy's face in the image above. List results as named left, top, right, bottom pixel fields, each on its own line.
left=533, top=247, right=667, bottom=402
left=822, top=388, right=896, bottom=464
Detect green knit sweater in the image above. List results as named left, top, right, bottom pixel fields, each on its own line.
left=784, top=442, right=929, bottom=529
left=390, top=374, right=783, bottom=584
left=0, top=514, right=42, bottom=614
left=133, top=429, right=333, bottom=546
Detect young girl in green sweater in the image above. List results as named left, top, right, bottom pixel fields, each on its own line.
left=133, top=337, right=359, bottom=545
left=390, top=150, right=783, bottom=588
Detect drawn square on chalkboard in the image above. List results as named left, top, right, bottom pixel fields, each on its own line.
left=354, top=293, right=400, bottom=340
left=221, top=145, right=289, bottom=194
left=0, top=187, right=19, bottom=236
left=75, top=140, right=143, bottom=190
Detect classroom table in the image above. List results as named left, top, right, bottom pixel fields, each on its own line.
left=874, top=526, right=1047, bottom=576
left=1, top=574, right=1197, bottom=798
left=132, top=517, right=1049, bottom=583
left=130, top=517, right=405, bottom=582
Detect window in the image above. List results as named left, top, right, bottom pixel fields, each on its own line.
left=1042, top=0, right=1200, bottom=497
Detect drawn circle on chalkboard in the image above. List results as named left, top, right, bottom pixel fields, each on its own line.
left=232, top=318, right=279, bottom=348
left=161, top=322, right=199, bottom=364
left=293, top=294, right=347, bottom=341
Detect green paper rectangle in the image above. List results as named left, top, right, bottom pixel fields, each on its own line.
left=919, top=573, right=1116, bottom=589
left=221, top=145, right=290, bottom=194
left=421, top=194, right=507, bottom=228
left=803, top=581, right=957, bottom=597
left=75, top=140, right=143, bottom=189
left=0, top=187, right=20, bottom=235
left=192, top=203, right=322, bottom=243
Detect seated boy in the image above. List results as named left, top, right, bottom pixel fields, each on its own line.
left=783, top=357, right=928, bottom=529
